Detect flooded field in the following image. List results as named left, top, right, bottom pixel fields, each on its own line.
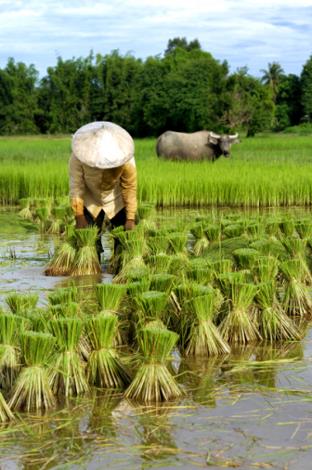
left=1, top=209, right=312, bottom=469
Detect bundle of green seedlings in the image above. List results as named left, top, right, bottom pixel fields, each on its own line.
left=255, top=282, right=301, bottom=342
left=190, top=222, right=209, bottom=256
left=0, top=313, right=25, bottom=390
left=71, top=227, right=102, bottom=276
left=134, top=290, right=169, bottom=329
left=146, top=253, right=171, bottom=273
left=137, top=202, right=156, bottom=230
left=186, top=258, right=213, bottom=285
left=218, top=276, right=259, bottom=344
left=125, top=321, right=182, bottom=403
left=49, top=317, right=89, bottom=396
left=279, top=258, right=312, bottom=318
left=87, top=311, right=131, bottom=389
left=167, top=232, right=188, bottom=255
left=18, top=198, right=32, bottom=220
left=0, top=391, right=14, bottom=422
left=149, top=273, right=176, bottom=293
left=9, top=331, right=56, bottom=412
left=45, top=226, right=101, bottom=276
left=184, top=288, right=230, bottom=356
left=96, top=283, right=127, bottom=344
left=233, top=248, right=261, bottom=270
left=6, top=292, right=38, bottom=314
left=113, top=228, right=146, bottom=281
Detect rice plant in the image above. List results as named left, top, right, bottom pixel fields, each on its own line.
left=0, top=314, right=23, bottom=389
left=49, top=317, right=89, bottom=396
left=149, top=273, right=176, bottom=293
left=87, top=312, right=131, bottom=388
left=187, top=258, right=213, bottom=284
left=0, top=392, right=14, bottom=422
left=204, top=223, right=221, bottom=242
left=146, top=253, right=171, bottom=273
left=255, top=282, right=301, bottom=342
left=219, top=282, right=259, bottom=344
left=124, top=323, right=182, bottom=402
left=252, top=255, right=279, bottom=283
left=185, top=290, right=230, bottom=356
left=279, top=259, right=312, bottom=317
left=44, top=238, right=76, bottom=276
left=233, top=248, right=260, bottom=270
left=48, top=287, right=78, bottom=305
left=147, top=236, right=170, bottom=256
left=9, top=331, right=56, bottom=411
left=190, top=223, right=209, bottom=256
left=18, top=198, right=32, bottom=220
left=167, top=232, right=188, bottom=254
left=295, top=219, right=312, bottom=239
left=134, top=291, right=168, bottom=324
left=6, top=292, right=38, bottom=314
left=71, top=227, right=102, bottom=276
left=96, top=283, right=126, bottom=312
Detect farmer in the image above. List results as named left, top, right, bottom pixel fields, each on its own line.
left=69, top=121, right=137, bottom=260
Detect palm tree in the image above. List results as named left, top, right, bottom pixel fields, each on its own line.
left=261, top=62, right=284, bottom=101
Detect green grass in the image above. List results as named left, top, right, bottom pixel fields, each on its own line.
left=1, top=134, right=312, bottom=207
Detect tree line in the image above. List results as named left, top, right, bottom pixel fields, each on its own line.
left=0, top=37, right=312, bottom=137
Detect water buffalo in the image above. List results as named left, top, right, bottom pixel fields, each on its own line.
left=156, top=131, right=239, bottom=161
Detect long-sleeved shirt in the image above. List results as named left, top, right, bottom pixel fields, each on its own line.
left=69, top=154, right=137, bottom=220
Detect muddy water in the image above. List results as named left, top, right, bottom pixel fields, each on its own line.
left=1, top=209, right=312, bottom=469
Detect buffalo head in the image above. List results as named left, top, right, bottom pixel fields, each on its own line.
left=207, top=132, right=239, bottom=158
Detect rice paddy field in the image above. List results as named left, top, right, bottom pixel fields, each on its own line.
left=1, top=134, right=312, bottom=469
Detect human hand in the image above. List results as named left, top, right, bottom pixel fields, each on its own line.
left=124, top=219, right=135, bottom=231
left=75, top=214, right=88, bottom=229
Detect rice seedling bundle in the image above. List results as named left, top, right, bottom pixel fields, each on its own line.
left=167, top=232, right=188, bottom=254
left=167, top=254, right=190, bottom=274
left=126, top=279, right=151, bottom=297
left=147, top=235, right=170, bottom=255
left=149, top=273, right=176, bottom=293
left=255, top=282, right=300, bottom=342
left=6, top=292, right=38, bottom=314
left=223, top=224, right=244, bottom=238
left=87, top=312, right=131, bottom=388
left=135, top=291, right=168, bottom=323
left=232, top=248, right=260, bottom=270
left=44, top=227, right=76, bottom=276
left=0, top=392, right=14, bottom=422
left=279, top=219, right=295, bottom=237
left=71, top=227, right=102, bottom=276
left=122, top=265, right=150, bottom=282
left=219, top=282, right=259, bottom=344
left=249, top=238, right=286, bottom=259
left=0, top=314, right=24, bottom=389
left=253, top=255, right=279, bottom=283
left=49, top=318, right=89, bottom=396
left=216, top=271, right=251, bottom=298
left=210, top=258, right=234, bottom=276
left=9, top=331, right=55, bottom=411
left=49, top=302, right=79, bottom=318
left=187, top=258, right=213, bottom=284
left=295, top=219, right=312, bottom=239
left=48, top=287, right=78, bottom=305
left=185, top=290, right=230, bottom=356
left=279, top=259, right=312, bottom=317
left=125, top=323, right=182, bottom=402
left=190, top=223, right=209, bottom=256
left=18, top=198, right=32, bottom=220
left=146, top=253, right=171, bottom=273
left=96, top=283, right=126, bottom=312
left=204, top=223, right=221, bottom=242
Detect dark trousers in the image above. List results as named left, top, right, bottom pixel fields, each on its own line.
left=83, top=207, right=127, bottom=259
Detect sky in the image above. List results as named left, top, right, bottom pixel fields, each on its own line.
left=0, top=0, right=312, bottom=78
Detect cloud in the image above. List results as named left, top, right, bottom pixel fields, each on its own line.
left=0, top=0, right=311, bottom=76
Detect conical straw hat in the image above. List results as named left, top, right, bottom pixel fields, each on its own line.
left=72, top=121, right=134, bottom=169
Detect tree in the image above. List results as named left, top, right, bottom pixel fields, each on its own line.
left=0, top=58, right=39, bottom=134
left=275, top=74, right=302, bottom=130
left=165, top=37, right=201, bottom=56
left=301, top=55, right=312, bottom=121
left=261, top=62, right=284, bottom=102
left=223, top=68, right=275, bottom=136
